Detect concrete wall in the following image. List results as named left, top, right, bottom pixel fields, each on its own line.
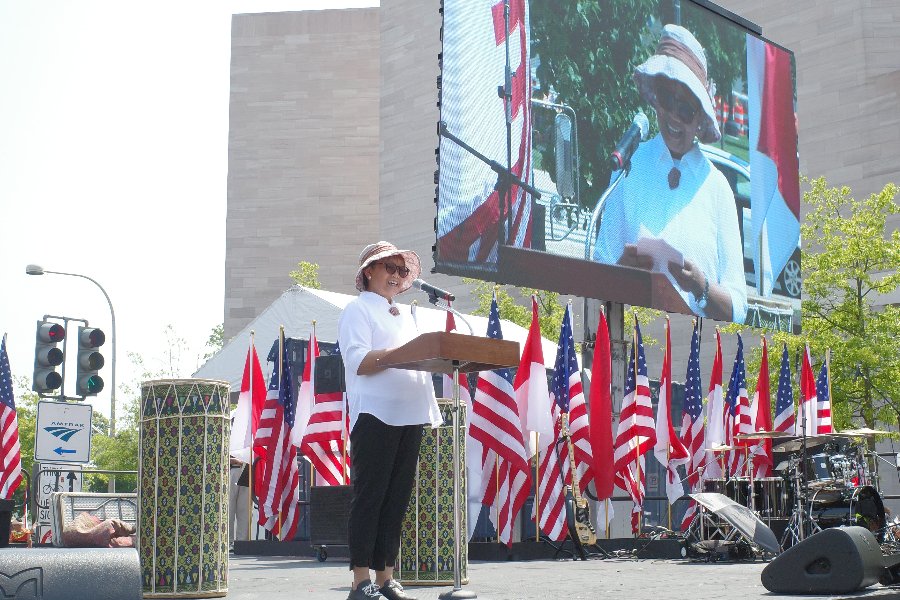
left=225, top=9, right=380, bottom=338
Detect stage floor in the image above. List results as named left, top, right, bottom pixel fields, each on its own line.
left=228, top=554, right=900, bottom=600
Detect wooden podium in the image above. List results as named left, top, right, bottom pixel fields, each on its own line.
left=381, top=332, right=519, bottom=599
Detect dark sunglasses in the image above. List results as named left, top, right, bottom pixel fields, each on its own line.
left=655, top=85, right=699, bottom=123
left=374, top=262, right=411, bottom=278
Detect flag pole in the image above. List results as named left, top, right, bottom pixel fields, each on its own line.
left=535, top=438, right=540, bottom=542
left=248, top=330, right=255, bottom=541
left=278, top=325, right=284, bottom=539
left=632, top=313, right=641, bottom=538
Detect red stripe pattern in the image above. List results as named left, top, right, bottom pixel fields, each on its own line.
left=0, top=335, right=22, bottom=500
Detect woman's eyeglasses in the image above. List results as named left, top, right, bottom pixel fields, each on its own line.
left=375, top=262, right=411, bottom=278
left=654, top=84, right=699, bottom=124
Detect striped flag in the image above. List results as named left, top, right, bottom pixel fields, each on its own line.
left=230, top=342, right=267, bottom=465
left=291, top=332, right=317, bottom=447
left=513, top=296, right=555, bottom=451
left=679, top=321, right=704, bottom=531
left=749, top=338, right=773, bottom=478
left=613, top=316, right=655, bottom=535
left=796, top=345, right=817, bottom=437
left=815, top=354, right=832, bottom=435
left=725, top=334, right=751, bottom=477
left=703, top=330, right=725, bottom=479
left=254, top=332, right=300, bottom=541
left=773, top=343, right=796, bottom=433
left=0, top=335, right=23, bottom=499
left=299, top=344, right=350, bottom=486
left=467, top=294, right=530, bottom=547
left=437, top=0, right=533, bottom=263
left=654, top=319, right=689, bottom=506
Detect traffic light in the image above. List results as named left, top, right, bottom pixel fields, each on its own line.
left=33, top=320, right=65, bottom=393
left=75, top=326, right=105, bottom=396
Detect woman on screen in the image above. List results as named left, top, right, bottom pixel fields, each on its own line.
left=593, top=24, right=747, bottom=323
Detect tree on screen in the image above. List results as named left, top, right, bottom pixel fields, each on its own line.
left=531, top=0, right=745, bottom=208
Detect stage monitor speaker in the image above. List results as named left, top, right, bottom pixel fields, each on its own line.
left=0, top=547, right=140, bottom=600
left=310, top=484, right=353, bottom=547
left=761, top=526, right=883, bottom=594
left=315, top=354, right=345, bottom=394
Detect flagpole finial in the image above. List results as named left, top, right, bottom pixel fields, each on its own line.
left=493, top=284, right=500, bottom=292
left=411, top=299, right=418, bottom=306
left=665, top=314, right=670, bottom=321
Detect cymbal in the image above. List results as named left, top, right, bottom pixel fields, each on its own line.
left=734, top=430, right=792, bottom=440
left=840, top=427, right=894, bottom=437
left=705, top=444, right=738, bottom=452
left=772, top=436, right=828, bottom=453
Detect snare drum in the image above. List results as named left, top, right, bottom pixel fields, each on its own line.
left=754, top=477, right=793, bottom=518
left=805, top=453, right=835, bottom=485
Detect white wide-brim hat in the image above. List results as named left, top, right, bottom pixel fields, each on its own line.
left=355, top=241, right=421, bottom=293
left=634, top=24, right=721, bottom=144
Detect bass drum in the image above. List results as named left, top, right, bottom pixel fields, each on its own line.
left=810, top=485, right=886, bottom=540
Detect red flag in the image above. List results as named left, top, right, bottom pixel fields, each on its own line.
left=512, top=296, right=554, bottom=445
left=230, top=342, right=266, bottom=463
left=797, top=344, right=818, bottom=437
left=589, top=309, right=614, bottom=500
left=750, top=338, right=773, bottom=478
left=703, top=331, right=725, bottom=479
left=654, top=319, right=689, bottom=505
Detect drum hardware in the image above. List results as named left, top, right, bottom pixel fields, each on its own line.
left=772, top=436, right=828, bottom=453
left=734, top=430, right=792, bottom=440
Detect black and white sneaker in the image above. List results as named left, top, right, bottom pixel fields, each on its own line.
left=348, top=579, right=385, bottom=600
left=379, top=579, right=418, bottom=600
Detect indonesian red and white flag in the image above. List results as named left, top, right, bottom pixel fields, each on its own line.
left=613, top=317, right=655, bottom=535
left=513, top=296, right=554, bottom=453
left=703, top=330, right=726, bottom=479
left=230, top=341, right=267, bottom=464
left=747, top=35, right=801, bottom=296
left=291, top=332, right=317, bottom=447
left=437, top=0, right=533, bottom=263
left=749, top=338, right=774, bottom=478
left=796, top=344, right=818, bottom=437
left=653, top=320, right=689, bottom=505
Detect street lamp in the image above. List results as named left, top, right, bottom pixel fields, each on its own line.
left=25, top=264, right=117, bottom=437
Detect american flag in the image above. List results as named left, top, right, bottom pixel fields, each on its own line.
left=255, top=332, right=300, bottom=540
left=773, top=343, right=795, bottom=433
left=299, top=343, right=350, bottom=486
left=703, top=330, right=725, bottom=479
left=725, top=334, right=751, bottom=477
left=654, top=319, right=689, bottom=506
left=749, top=338, right=773, bottom=479
left=467, top=294, right=530, bottom=547
left=796, top=345, right=817, bottom=437
left=551, top=304, right=593, bottom=492
left=679, top=321, right=704, bottom=531
left=815, top=357, right=832, bottom=434
left=0, top=335, right=22, bottom=500
left=613, top=317, right=655, bottom=535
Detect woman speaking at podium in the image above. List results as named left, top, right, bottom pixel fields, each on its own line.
left=338, top=241, right=443, bottom=600
left=593, top=24, right=747, bottom=323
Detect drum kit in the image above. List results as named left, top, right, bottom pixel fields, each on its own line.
left=685, top=427, right=892, bottom=557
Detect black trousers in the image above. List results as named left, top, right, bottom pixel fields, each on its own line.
left=348, top=412, right=424, bottom=571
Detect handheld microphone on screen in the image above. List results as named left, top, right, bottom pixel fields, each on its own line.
left=412, top=279, right=455, bottom=302
left=608, top=112, right=650, bottom=171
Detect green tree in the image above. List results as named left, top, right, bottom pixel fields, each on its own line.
left=290, top=261, right=322, bottom=289
left=463, top=279, right=566, bottom=343
left=801, top=178, right=900, bottom=429
left=202, top=323, right=225, bottom=361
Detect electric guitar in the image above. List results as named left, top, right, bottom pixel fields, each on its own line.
left=562, top=413, right=597, bottom=547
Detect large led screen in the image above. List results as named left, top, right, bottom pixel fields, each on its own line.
left=435, top=0, right=801, bottom=331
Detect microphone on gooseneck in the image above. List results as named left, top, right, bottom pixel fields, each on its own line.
left=608, top=112, right=650, bottom=171
left=412, top=279, right=455, bottom=302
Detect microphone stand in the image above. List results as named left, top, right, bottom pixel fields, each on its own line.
left=438, top=122, right=542, bottom=258
left=427, top=297, right=474, bottom=336
left=584, top=167, right=629, bottom=260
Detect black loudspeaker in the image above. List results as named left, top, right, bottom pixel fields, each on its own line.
left=761, top=526, right=884, bottom=594
left=0, top=548, right=141, bottom=599
left=315, top=354, right=346, bottom=394
left=310, top=484, right=353, bottom=546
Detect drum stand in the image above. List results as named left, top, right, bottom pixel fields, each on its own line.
left=781, top=415, right=821, bottom=548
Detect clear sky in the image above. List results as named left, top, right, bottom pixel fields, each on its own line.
left=0, top=0, right=378, bottom=423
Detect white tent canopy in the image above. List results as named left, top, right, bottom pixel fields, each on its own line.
left=193, top=285, right=565, bottom=391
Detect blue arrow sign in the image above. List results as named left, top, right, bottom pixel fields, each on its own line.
left=53, top=447, right=76, bottom=456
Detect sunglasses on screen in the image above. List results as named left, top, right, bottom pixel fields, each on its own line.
left=654, top=84, right=700, bottom=124
left=374, top=262, right=411, bottom=278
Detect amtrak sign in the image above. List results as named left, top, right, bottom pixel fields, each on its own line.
left=34, top=400, right=93, bottom=464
